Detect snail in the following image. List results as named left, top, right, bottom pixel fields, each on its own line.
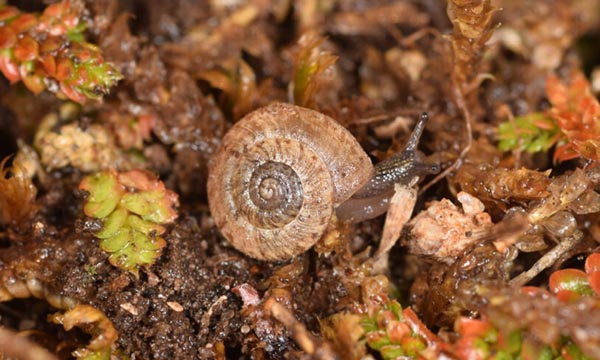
left=207, top=103, right=438, bottom=260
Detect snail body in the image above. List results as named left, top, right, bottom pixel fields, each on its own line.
left=208, top=103, right=436, bottom=260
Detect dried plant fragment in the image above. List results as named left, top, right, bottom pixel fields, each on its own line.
left=422, top=0, right=498, bottom=193
left=35, top=122, right=123, bottom=173
left=376, top=184, right=416, bottom=258
left=528, top=168, right=600, bottom=224
left=103, top=110, right=157, bottom=150
left=0, top=327, right=58, bottom=360
left=79, top=170, right=179, bottom=277
left=454, top=164, right=551, bottom=210
left=320, top=313, right=366, bottom=360
left=328, top=3, right=429, bottom=37
left=0, top=155, right=37, bottom=229
left=265, top=299, right=337, bottom=358
left=0, top=1, right=122, bottom=102
left=405, top=192, right=492, bottom=262
left=493, top=2, right=588, bottom=71
left=290, top=32, right=338, bottom=109
left=447, top=0, right=497, bottom=90
left=200, top=58, right=270, bottom=120
left=49, top=304, right=119, bottom=359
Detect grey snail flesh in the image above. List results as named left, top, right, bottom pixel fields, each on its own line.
left=335, top=112, right=439, bottom=223
left=207, top=103, right=374, bottom=260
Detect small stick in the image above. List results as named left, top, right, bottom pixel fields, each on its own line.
left=348, top=108, right=421, bottom=125
left=510, top=231, right=582, bottom=287
left=266, top=300, right=338, bottom=360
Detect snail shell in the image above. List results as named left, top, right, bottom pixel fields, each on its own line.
left=207, top=103, right=373, bottom=260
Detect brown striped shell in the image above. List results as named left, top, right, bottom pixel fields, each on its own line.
left=207, top=103, right=373, bottom=260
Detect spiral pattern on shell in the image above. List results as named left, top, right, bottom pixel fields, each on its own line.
left=207, top=103, right=373, bottom=260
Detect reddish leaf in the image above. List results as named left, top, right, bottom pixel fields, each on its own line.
left=9, top=13, right=37, bottom=33
left=39, top=53, right=56, bottom=76
left=0, top=26, right=17, bottom=49
left=547, top=72, right=600, bottom=162
left=12, top=35, right=38, bottom=62
left=59, top=82, right=86, bottom=103
left=22, top=72, right=45, bottom=94
left=549, top=268, right=591, bottom=296
left=0, top=6, right=19, bottom=22
left=521, top=286, right=551, bottom=298
left=455, top=318, right=493, bottom=338
left=42, top=1, right=68, bottom=19
left=586, top=253, right=600, bottom=295
left=39, top=36, right=62, bottom=53
left=0, top=54, right=20, bottom=83
left=55, top=57, right=73, bottom=81
left=588, top=271, right=600, bottom=297
left=585, top=253, right=600, bottom=273
left=555, top=289, right=581, bottom=303
left=452, top=336, right=488, bottom=360
left=402, top=307, right=441, bottom=347
left=386, top=321, right=410, bottom=343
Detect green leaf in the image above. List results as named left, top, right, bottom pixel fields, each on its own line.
left=388, top=300, right=403, bottom=320
left=107, top=231, right=165, bottom=277
left=402, top=337, right=426, bottom=357
left=96, top=207, right=128, bottom=239
left=366, top=332, right=391, bottom=350
left=379, top=345, right=405, bottom=359
left=79, top=171, right=123, bottom=219
left=74, top=348, right=111, bottom=360
left=99, top=228, right=131, bottom=253
left=497, top=113, right=562, bottom=154
left=562, top=342, right=590, bottom=360
left=121, top=190, right=177, bottom=224
left=492, top=350, right=514, bottom=360
left=126, top=214, right=165, bottom=235
left=99, top=216, right=167, bottom=277
left=360, top=317, right=379, bottom=333
left=500, top=330, right=522, bottom=354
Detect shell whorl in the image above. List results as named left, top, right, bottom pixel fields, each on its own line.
left=207, top=103, right=373, bottom=260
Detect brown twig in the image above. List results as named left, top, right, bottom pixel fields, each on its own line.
left=510, top=231, right=582, bottom=287
left=348, top=108, right=422, bottom=126
left=266, top=300, right=338, bottom=360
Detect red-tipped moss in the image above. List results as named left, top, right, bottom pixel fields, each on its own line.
left=0, top=1, right=122, bottom=102
left=498, top=72, right=600, bottom=163
left=357, top=276, right=441, bottom=359
left=333, top=264, right=598, bottom=360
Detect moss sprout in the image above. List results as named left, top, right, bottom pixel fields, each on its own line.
left=79, top=170, right=179, bottom=277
